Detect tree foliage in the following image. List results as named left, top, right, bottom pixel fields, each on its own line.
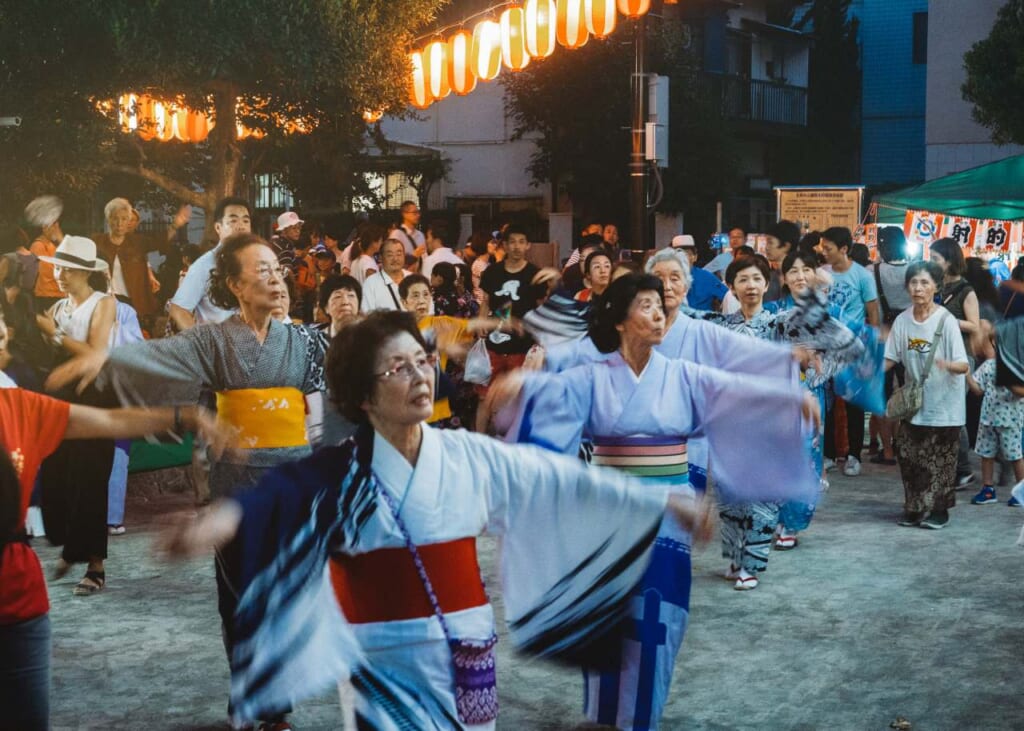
left=0, top=0, right=445, bottom=227
left=504, top=17, right=738, bottom=231
left=963, top=0, right=1024, bottom=146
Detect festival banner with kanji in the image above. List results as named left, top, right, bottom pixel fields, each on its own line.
left=900, top=210, right=1024, bottom=258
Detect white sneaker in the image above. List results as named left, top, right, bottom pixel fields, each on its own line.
left=734, top=569, right=759, bottom=591
left=843, top=456, right=861, bottom=476
left=823, top=458, right=837, bottom=472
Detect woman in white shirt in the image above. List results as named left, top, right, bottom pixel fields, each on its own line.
left=884, top=260, right=969, bottom=529
left=348, top=222, right=384, bottom=284
left=34, top=236, right=118, bottom=595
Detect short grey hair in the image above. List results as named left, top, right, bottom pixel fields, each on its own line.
left=104, top=197, right=133, bottom=221
left=644, top=247, right=692, bottom=292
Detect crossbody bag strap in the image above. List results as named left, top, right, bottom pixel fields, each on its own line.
left=376, top=486, right=455, bottom=643
left=920, top=311, right=949, bottom=383
left=383, top=272, right=402, bottom=310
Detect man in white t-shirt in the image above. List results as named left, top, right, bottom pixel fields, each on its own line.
left=393, top=200, right=425, bottom=256
left=420, top=219, right=463, bottom=281
left=168, top=197, right=251, bottom=331
left=361, top=238, right=410, bottom=312
left=821, top=226, right=880, bottom=478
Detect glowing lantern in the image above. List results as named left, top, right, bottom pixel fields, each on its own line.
left=584, top=0, right=617, bottom=38
left=185, top=110, right=211, bottom=142
left=524, top=0, right=557, bottom=58
left=471, top=20, right=502, bottom=81
left=409, top=50, right=432, bottom=109
left=500, top=7, right=530, bottom=71
left=616, top=0, right=651, bottom=16
left=448, top=29, right=477, bottom=95
left=555, top=0, right=589, bottom=49
left=424, top=39, right=451, bottom=101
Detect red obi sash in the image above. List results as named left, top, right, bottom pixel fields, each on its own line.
left=329, top=537, right=487, bottom=624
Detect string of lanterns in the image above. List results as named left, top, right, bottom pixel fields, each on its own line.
left=408, top=0, right=651, bottom=110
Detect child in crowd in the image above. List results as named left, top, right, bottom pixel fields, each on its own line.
left=967, top=355, right=1024, bottom=506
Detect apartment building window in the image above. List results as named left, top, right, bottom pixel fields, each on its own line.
left=912, top=12, right=928, bottom=65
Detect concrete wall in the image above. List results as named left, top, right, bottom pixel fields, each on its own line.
left=379, top=81, right=548, bottom=207
left=924, top=0, right=1023, bottom=179
left=860, top=0, right=929, bottom=185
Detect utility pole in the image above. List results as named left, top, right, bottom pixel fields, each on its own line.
left=629, top=15, right=648, bottom=251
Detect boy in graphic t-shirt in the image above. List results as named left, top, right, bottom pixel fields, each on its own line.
left=479, top=224, right=543, bottom=384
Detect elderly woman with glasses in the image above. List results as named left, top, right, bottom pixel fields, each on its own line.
left=47, top=232, right=326, bottom=730
left=155, top=309, right=711, bottom=729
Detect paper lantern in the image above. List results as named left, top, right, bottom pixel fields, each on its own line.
left=185, top=110, right=211, bottom=142
left=556, top=0, right=589, bottom=49
left=409, top=50, right=432, bottom=109
left=584, top=0, right=617, bottom=38
left=616, top=0, right=651, bottom=16
left=500, top=7, right=531, bottom=71
left=471, top=20, right=502, bottom=80
left=524, top=0, right=557, bottom=58
left=424, top=39, right=451, bottom=101
left=448, top=29, right=477, bottom=95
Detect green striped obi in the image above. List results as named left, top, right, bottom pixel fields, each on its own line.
left=590, top=436, right=689, bottom=486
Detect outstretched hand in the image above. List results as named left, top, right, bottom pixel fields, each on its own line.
left=668, top=493, right=716, bottom=545
left=45, top=350, right=107, bottom=395
left=154, top=499, right=242, bottom=560
left=801, top=391, right=822, bottom=431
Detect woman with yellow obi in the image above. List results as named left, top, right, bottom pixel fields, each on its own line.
left=46, top=231, right=325, bottom=730
left=398, top=273, right=509, bottom=429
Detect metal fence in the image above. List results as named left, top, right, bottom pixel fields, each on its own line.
left=701, top=73, right=808, bottom=127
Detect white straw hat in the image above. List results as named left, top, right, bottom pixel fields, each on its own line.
left=37, top=235, right=109, bottom=272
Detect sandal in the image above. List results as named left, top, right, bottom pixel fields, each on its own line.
left=775, top=534, right=798, bottom=550
left=73, top=570, right=105, bottom=596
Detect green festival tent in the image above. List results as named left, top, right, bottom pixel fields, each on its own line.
left=874, top=154, right=1024, bottom=224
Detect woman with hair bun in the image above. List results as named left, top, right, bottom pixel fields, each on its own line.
left=46, top=231, right=327, bottom=729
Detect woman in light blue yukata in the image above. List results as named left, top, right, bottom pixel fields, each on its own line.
left=495, top=273, right=820, bottom=731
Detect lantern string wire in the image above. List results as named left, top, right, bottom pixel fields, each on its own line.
left=411, top=1, right=523, bottom=45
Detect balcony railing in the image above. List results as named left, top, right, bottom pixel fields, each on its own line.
left=701, top=73, right=808, bottom=127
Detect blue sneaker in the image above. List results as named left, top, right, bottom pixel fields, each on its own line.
left=971, top=486, right=998, bottom=505
left=1009, top=496, right=1022, bottom=507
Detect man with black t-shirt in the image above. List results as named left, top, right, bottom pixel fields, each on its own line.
left=480, top=224, right=542, bottom=381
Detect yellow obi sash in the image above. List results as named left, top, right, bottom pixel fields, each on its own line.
left=216, top=387, right=308, bottom=449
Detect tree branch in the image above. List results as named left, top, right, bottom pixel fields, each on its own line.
left=104, top=164, right=206, bottom=209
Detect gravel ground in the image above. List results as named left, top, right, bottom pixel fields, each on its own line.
left=40, top=456, right=1024, bottom=730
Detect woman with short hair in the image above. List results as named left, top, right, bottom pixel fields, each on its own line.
left=884, top=260, right=969, bottom=529
left=497, top=273, right=819, bottom=729
left=158, top=309, right=709, bottom=730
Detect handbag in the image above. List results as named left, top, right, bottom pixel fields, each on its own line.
left=464, top=337, right=493, bottom=386
left=377, top=487, right=498, bottom=724
left=885, top=311, right=948, bottom=420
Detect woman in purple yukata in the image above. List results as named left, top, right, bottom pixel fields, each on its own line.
left=158, top=310, right=714, bottom=731
left=491, top=273, right=820, bottom=731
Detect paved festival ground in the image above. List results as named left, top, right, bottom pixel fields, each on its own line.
left=41, top=456, right=1024, bottom=730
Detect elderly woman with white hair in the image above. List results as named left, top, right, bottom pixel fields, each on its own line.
left=91, top=197, right=189, bottom=323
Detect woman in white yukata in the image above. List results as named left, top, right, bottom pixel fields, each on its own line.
left=157, top=310, right=713, bottom=731
left=491, top=273, right=820, bottom=731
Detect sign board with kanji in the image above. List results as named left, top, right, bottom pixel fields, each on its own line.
left=775, top=186, right=864, bottom=233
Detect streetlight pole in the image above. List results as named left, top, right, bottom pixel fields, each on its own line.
left=629, top=14, right=648, bottom=251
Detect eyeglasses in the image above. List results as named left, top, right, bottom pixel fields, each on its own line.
left=253, top=265, right=286, bottom=281
left=375, top=353, right=438, bottom=381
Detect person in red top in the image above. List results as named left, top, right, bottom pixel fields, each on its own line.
left=0, top=379, right=227, bottom=731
